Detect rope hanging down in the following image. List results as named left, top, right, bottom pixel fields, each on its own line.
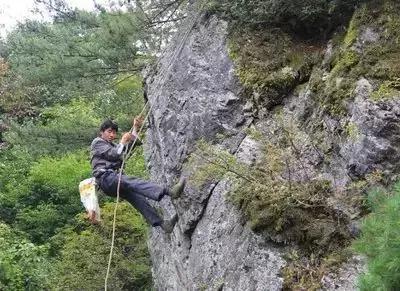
left=104, top=3, right=204, bottom=290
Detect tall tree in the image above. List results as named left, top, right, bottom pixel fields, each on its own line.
left=6, top=11, right=144, bottom=104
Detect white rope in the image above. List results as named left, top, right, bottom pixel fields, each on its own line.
left=104, top=102, right=149, bottom=290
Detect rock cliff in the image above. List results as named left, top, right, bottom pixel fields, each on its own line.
left=144, top=1, right=400, bottom=289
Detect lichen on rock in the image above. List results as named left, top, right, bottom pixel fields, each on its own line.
left=228, top=27, right=322, bottom=114
left=309, top=0, right=400, bottom=116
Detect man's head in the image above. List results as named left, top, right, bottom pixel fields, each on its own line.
left=100, top=119, right=118, bottom=142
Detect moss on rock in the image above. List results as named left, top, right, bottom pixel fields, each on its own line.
left=371, top=78, right=400, bottom=101
left=189, top=136, right=354, bottom=255
left=281, top=248, right=354, bottom=291
left=309, top=0, right=400, bottom=116
left=228, top=28, right=322, bottom=111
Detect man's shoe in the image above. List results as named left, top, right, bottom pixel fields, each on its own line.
left=169, top=177, right=186, bottom=199
left=160, top=214, right=178, bottom=233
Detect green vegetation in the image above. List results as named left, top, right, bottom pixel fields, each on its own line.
left=228, top=28, right=322, bottom=110
left=371, top=78, right=400, bottom=101
left=345, top=122, right=361, bottom=141
left=281, top=248, right=353, bottom=291
left=188, top=122, right=368, bottom=289
left=222, top=0, right=400, bottom=117
left=189, top=137, right=353, bottom=254
left=3, top=0, right=400, bottom=289
left=207, top=0, right=364, bottom=36
left=354, top=183, right=400, bottom=291
left=0, top=223, right=50, bottom=290
left=220, top=0, right=361, bottom=116
left=309, top=0, right=400, bottom=116
left=0, top=0, right=175, bottom=288
left=48, top=203, right=152, bottom=290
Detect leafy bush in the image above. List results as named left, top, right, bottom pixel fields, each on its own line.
left=125, top=147, right=149, bottom=179
left=0, top=151, right=91, bottom=243
left=0, top=147, right=34, bottom=223
left=208, top=0, right=365, bottom=36
left=0, top=223, right=51, bottom=290
left=49, top=202, right=152, bottom=290
left=188, top=139, right=352, bottom=254
left=354, top=182, right=400, bottom=291
left=94, top=74, right=145, bottom=128
left=4, top=99, right=100, bottom=157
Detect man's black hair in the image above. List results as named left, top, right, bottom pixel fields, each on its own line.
left=100, top=119, right=118, bottom=132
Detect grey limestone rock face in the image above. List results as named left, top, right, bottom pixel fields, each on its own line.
left=188, top=177, right=285, bottom=291
left=145, top=14, right=284, bottom=290
left=341, top=78, right=400, bottom=181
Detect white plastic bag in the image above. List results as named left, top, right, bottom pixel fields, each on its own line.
left=79, top=177, right=101, bottom=223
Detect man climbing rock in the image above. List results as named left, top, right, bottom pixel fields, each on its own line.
left=90, top=118, right=185, bottom=233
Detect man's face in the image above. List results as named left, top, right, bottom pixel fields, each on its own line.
left=101, top=128, right=117, bottom=142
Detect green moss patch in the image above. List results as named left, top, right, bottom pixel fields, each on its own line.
left=228, top=28, right=322, bottom=110
left=371, top=78, right=400, bottom=101
left=282, top=249, right=353, bottom=291
left=228, top=144, right=351, bottom=254
left=188, top=135, right=356, bottom=255
left=310, top=0, right=400, bottom=116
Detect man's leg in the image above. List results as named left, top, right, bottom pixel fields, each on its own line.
left=100, top=172, right=162, bottom=226
left=121, top=175, right=168, bottom=201
left=120, top=190, right=163, bottom=226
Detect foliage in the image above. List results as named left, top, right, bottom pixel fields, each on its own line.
left=0, top=150, right=90, bottom=243
left=0, top=147, right=34, bottom=222
left=207, top=0, right=364, bottom=36
left=354, top=182, right=400, bottom=291
left=36, top=0, right=188, bottom=54
left=187, top=139, right=246, bottom=186
left=0, top=58, right=40, bottom=120
left=94, top=74, right=146, bottom=128
left=228, top=27, right=322, bottom=111
left=3, top=0, right=189, bottom=106
left=4, top=99, right=99, bottom=157
left=188, top=136, right=353, bottom=254
left=4, top=10, right=145, bottom=104
left=0, top=1, right=158, bottom=288
left=0, top=142, right=153, bottom=288
left=3, top=84, right=145, bottom=157
left=49, top=202, right=152, bottom=290
left=0, top=223, right=51, bottom=290
left=281, top=248, right=353, bottom=290
left=310, top=0, right=400, bottom=116
left=125, top=147, right=150, bottom=179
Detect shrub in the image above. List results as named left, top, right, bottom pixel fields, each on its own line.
left=354, top=182, right=400, bottom=291
left=4, top=99, right=100, bottom=157
left=5, top=151, right=92, bottom=243
left=188, top=139, right=352, bottom=254
left=0, top=223, right=51, bottom=290
left=48, top=202, right=152, bottom=290
left=207, top=0, right=365, bottom=36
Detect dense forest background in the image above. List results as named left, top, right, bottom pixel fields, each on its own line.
left=0, top=0, right=188, bottom=289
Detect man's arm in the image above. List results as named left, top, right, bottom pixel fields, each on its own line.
left=125, top=116, right=144, bottom=149
left=128, top=128, right=143, bottom=146
left=121, top=117, right=144, bottom=159
left=92, top=138, right=127, bottom=161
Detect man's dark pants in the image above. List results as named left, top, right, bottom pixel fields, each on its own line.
left=99, top=171, right=167, bottom=226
